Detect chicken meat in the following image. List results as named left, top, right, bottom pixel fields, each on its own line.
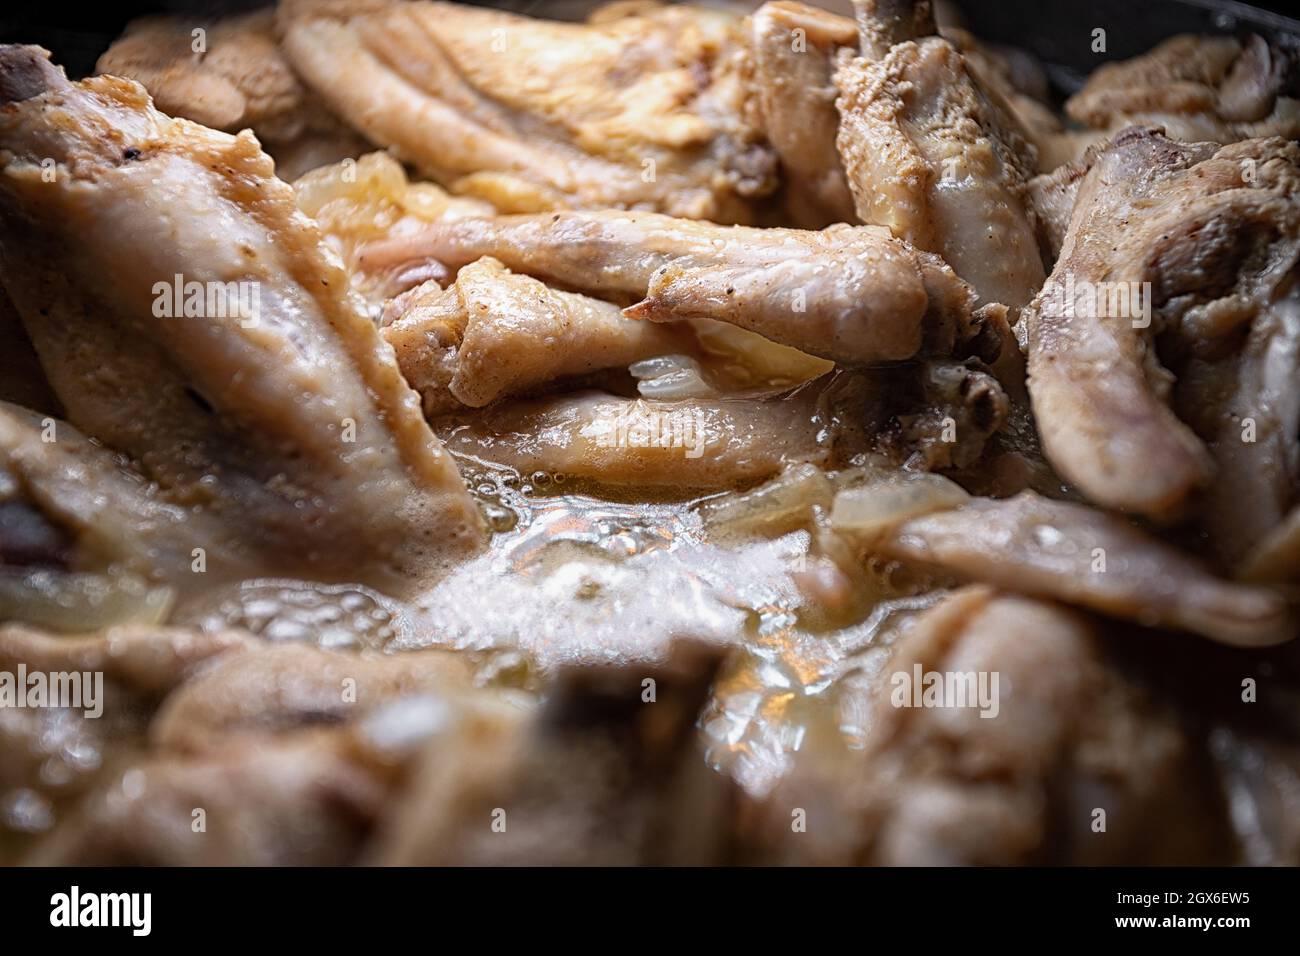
left=0, top=46, right=484, bottom=598
left=834, top=0, right=1046, bottom=315
left=357, top=209, right=1003, bottom=365
left=277, top=0, right=777, bottom=221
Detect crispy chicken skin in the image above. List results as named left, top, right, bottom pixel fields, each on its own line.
left=382, top=258, right=693, bottom=414
left=834, top=0, right=1045, bottom=314
left=0, top=46, right=484, bottom=596
left=358, top=210, right=998, bottom=365
left=277, top=0, right=777, bottom=221
left=1025, top=128, right=1300, bottom=526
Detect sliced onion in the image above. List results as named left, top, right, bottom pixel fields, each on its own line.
left=630, top=354, right=715, bottom=400
left=293, top=152, right=407, bottom=218
left=830, top=472, right=970, bottom=541
left=0, top=569, right=173, bottom=633
left=699, top=463, right=834, bottom=537
left=690, top=318, right=833, bottom=388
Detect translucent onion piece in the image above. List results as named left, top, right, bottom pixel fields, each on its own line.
left=630, top=354, right=715, bottom=400
left=830, top=472, right=971, bottom=542
left=698, top=463, right=834, bottom=537
left=293, top=151, right=410, bottom=218
left=0, top=570, right=173, bottom=633
left=691, top=318, right=833, bottom=388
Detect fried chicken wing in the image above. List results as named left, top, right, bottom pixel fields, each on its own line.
left=432, top=381, right=842, bottom=491
left=834, top=0, right=1045, bottom=314
left=756, top=588, right=1229, bottom=865
left=358, top=210, right=997, bottom=365
left=852, top=489, right=1293, bottom=647
left=382, top=258, right=693, bottom=414
left=26, top=734, right=388, bottom=866
left=96, top=9, right=369, bottom=181
left=1024, top=128, right=1300, bottom=528
left=1066, top=34, right=1300, bottom=152
left=742, top=2, right=859, bottom=227
left=0, top=402, right=233, bottom=628
left=1176, top=282, right=1300, bottom=569
left=4, top=9, right=1300, bottom=871
left=0, top=47, right=483, bottom=597
left=0, top=623, right=253, bottom=859
left=370, top=641, right=732, bottom=865
left=277, top=0, right=777, bottom=221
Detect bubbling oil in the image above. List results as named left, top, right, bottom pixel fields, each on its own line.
left=177, top=462, right=940, bottom=797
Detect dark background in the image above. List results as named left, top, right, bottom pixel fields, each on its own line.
left=2, top=0, right=1300, bottom=94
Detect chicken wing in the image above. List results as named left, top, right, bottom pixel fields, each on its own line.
left=1024, top=128, right=1300, bottom=527
left=0, top=46, right=484, bottom=598
left=277, top=0, right=777, bottom=221
left=834, top=0, right=1045, bottom=314
left=846, top=488, right=1292, bottom=647
left=0, top=402, right=229, bottom=629
left=755, top=588, right=1229, bottom=865
left=382, top=258, right=693, bottom=414
left=0, top=622, right=253, bottom=860
left=1066, top=34, right=1300, bottom=154
left=432, top=381, right=842, bottom=492
left=742, top=1, right=859, bottom=227
left=369, top=641, right=731, bottom=865
left=96, top=9, right=370, bottom=181
left=1175, top=265, right=1300, bottom=567
left=357, top=210, right=999, bottom=365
